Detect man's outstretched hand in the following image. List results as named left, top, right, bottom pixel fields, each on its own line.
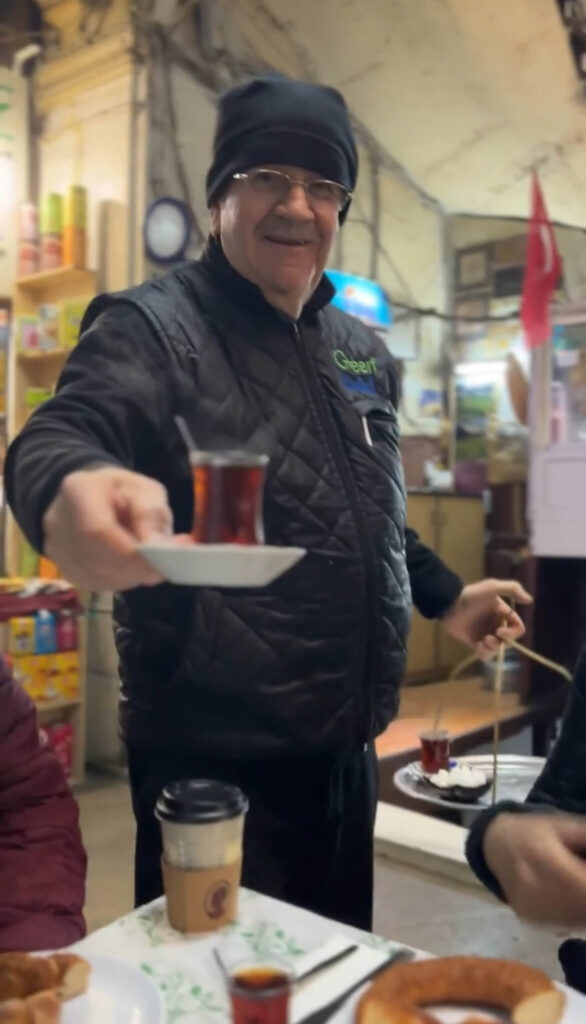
left=44, top=466, right=190, bottom=591
left=441, top=579, right=532, bottom=659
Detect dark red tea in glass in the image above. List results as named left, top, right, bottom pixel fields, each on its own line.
left=229, top=965, right=291, bottom=1024
left=190, top=451, right=269, bottom=545
left=419, top=729, right=450, bottom=774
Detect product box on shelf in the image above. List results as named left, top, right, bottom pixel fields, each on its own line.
left=16, top=315, right=40, bottom=353
left=38, top=304, right=60, bottom=351
left=25, top=386, right=54, bottom=409
left=35, top=610, right=56, bottom=654
left=58, top=300, right=87, bottom=349
left=13, top=654, right=49, bottom=701
left=47, top=651, right=80, bottom=700
left=8, top=617, right=35, bottom=655
left=40, top=721, right=74, bottom=779
left=56, top=611, right=78, bottom=651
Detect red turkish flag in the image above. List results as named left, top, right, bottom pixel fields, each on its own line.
left=521, top=173, right=562, bottom=349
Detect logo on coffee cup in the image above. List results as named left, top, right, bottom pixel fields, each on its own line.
left=205, top=879, right=230, bottom=920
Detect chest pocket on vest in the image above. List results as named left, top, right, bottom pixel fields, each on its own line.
left=352, top=396, right=398, bottom=449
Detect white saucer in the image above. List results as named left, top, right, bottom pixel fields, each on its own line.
left=62, top=954, right=163, bottom=1024
left=139, top=541, right=306, bottom=587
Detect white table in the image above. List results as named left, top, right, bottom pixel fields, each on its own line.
left=74, top=888, right=586, bottom=1023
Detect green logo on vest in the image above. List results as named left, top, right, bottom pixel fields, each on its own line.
left=333, top=349, right=377, bottom=376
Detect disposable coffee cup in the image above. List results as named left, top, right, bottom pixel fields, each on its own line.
left=156, top=779, right=248, bottom=934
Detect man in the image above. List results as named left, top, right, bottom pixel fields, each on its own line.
left=466, top=646, right=586, bottom=990
left=6, top=74, right=528, bottom=930
left=0, top=655, right=86, bottom=950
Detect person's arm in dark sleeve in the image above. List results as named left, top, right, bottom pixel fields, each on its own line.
left=466, top=646, right=586, bottom=898
left=405, top=525, right=463, bottom=619
left=5, top=301, right=171, bottom=553
left=0, top=657, right=86, bottom=951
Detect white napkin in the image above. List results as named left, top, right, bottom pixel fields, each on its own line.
left=291, top=935, right=395, bottom=1023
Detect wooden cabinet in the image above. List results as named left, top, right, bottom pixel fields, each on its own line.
left=404, top=494, right=437, bottom=676
left=405, top=493, right=485, bottom=682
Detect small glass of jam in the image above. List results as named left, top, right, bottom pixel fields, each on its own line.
left=228, top=963, right=291, bottom=1024
left=419, top=729, right=450, bottom=775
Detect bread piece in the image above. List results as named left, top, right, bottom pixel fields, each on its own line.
left=51, top=955, right=90, bottom=1002
left=0, top=1000, right=30, bottom=1024
left=25, top=992, right=60, bottom=1024
left=357, top=957, right=565, bottom=1024
left=0, top=957, right=59, bottom=1002
left=354, top=1002, right=438, bottom=1024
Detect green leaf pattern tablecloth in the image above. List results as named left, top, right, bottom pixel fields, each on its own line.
left=75, top=889, right=399, bottom=1024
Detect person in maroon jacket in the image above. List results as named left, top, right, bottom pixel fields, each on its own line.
left=0, top=655, right=86, bottom=951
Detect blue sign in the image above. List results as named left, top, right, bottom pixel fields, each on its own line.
left=326, top=270, right=392, bottom=328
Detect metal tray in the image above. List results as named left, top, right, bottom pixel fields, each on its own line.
left=394, top=753, right=546, bottom=811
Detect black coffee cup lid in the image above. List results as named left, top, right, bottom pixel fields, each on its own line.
left=155, top=779, right=249, bottom=825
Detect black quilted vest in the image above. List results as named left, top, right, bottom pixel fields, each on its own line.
left=84, top=244, right=411, bottom=756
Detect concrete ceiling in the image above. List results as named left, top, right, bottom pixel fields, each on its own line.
left=254, top=0, right=586, bottom=226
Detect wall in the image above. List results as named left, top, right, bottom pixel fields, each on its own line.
left=146, top=1, right=448, bottom=436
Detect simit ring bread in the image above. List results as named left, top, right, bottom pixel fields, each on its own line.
left=357, top=956, right=565, bottom=1024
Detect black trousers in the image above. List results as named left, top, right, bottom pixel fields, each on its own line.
left=127, top=743, right=378, bottom=931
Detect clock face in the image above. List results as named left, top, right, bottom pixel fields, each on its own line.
left=144, top=198, right=191, bottom=263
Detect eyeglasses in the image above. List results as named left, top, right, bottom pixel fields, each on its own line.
left=233, top=168, right=352, bottom=213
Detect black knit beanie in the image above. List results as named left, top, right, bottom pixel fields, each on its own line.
left=206, top=73, right=358, bottom=223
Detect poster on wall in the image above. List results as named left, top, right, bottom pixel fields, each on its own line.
left=455, top=378, right=494, bottom=462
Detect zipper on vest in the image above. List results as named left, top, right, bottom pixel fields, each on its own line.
left=291, top=322, right=376, bottom=744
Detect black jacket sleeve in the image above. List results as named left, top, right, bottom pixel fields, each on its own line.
left=466, top=646, right=585, bottom=898
left=5, top=302, right=172, bottom=553
left=405, top=526, right=463, bottom=619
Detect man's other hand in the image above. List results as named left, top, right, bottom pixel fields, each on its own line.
left=484, top=812, right=586, bottom=927
left=441, top=579, right=532, bottom=659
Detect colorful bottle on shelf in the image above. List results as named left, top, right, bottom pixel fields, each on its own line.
left=56, top=610, right=78, bottom=652
left=39, top=556, right=59, bottom=580
left=40, top=193, right=63, bottom=271
left=19, top=537, right=39, bottom=577
left=63, top=185, right=87, bottom=268
left=18, top=202, right=39, bottom=277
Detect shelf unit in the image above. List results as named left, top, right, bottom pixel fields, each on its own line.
left=6, top=265, right=96, bottom=783
left=8, top=266, right=96, bottom=446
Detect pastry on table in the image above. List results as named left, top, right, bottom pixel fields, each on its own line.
left=357, top=955, right=565, bottom=1024
left=0, top=952, right=90, bottom=1023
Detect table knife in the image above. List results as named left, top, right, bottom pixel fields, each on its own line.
left=296, top=943, right=359, bottom=985
left=295, top=947, right=415, bottom=1024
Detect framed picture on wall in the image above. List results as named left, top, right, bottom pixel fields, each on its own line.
left=491, top=235, right=526, bottom=268
left=456, top=245, right=490, bottom=291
